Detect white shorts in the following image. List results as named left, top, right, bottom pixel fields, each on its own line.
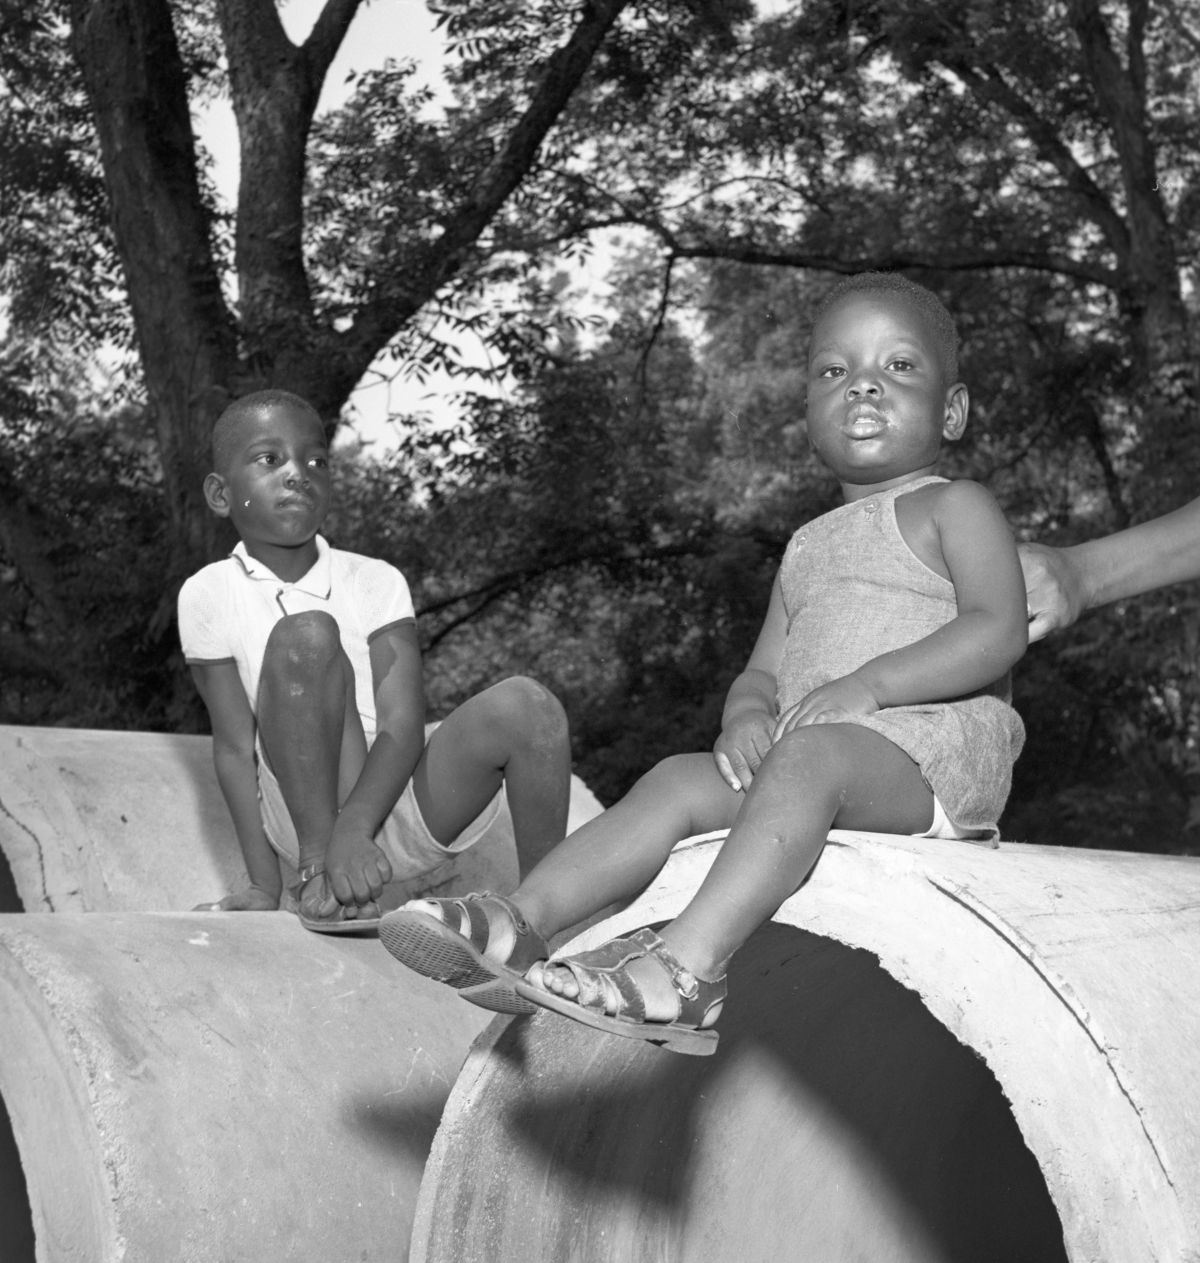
left=918, top=794, right=986, bottom=841
left=257, top=755, right=506, bottom=881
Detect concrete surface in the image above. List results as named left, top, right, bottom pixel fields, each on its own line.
left=0, top=724, right=602, bottom=914
left=0, top=911, right=491, bottom=1263
left=412, top=830, right=1200, bottom=1263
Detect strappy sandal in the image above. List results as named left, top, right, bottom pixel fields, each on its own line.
left=379, top=892, right=549, bottom=1014
left=515, top=928, right=724, bottom=1056
left=295, top=862, right=382, bottom=935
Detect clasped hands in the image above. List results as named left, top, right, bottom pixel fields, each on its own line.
left=714, top=673, right=879, bottom=792
left=299, top=815, right=394, bottom=920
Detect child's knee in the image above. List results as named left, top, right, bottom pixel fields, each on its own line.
left=262, top=611, right=342, bottom=677
left=639, top=752, right=705, bottom=794
left=481, top=676, right=568, bottom=748
left=760, top=724, right=856, bottom=783
left=495, top=682, right=565, bottom=732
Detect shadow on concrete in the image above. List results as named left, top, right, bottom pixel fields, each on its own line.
left=436, top=922, right=1067, bottom=1262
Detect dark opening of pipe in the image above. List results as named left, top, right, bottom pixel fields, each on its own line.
left=0, top=1090, right=35, bottom=1262
left=418, top=923, right=1068, bottom=1263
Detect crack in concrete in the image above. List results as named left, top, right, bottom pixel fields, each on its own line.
left=0, top=791, right=55, bottom=910
left=927, top=873, right=1174, bottom=1191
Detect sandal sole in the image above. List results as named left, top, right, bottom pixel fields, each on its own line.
left=380, top=910, right=538, bottom=1015
left=514, top=978, right=719, bottom=1056
left=298, top=914, right=381, bottom=936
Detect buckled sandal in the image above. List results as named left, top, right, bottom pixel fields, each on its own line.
left=295, top=862, right=382, bottom=935
left=515, top=927, right=724, bottom=1056
left=379, top=892, right=549, bottom=1014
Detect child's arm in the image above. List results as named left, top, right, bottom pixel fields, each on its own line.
left=323, top=619, right=426, bottom=906
left=780, top=481, right=1027, bottom=729
left=714, top=574, right=788, bottom=791
left=189, top=661, right=282, bottom=911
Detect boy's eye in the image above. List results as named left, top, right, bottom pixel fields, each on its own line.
left=256, top=452, right=279, bottom=465
left=308, top=455, right=329, bottom=470
left=817, top=365, right=846, bottom=379
left=888, top=358, right=915, bottom=372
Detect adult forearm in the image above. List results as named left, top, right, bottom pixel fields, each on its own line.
left=1067, top=497, right=1200, bottom=611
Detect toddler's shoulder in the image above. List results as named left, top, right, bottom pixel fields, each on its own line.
left=929, top=478, right=1004, bottom=516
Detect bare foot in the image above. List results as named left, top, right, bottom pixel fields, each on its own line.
left=192, top=885, right=279, bottom=912
left=299, top=872, right=379, bottom=924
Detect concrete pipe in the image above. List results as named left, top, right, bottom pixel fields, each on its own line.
left=413, top=830, right=1200, bottom=1263
left=0, top=724, right=602, bottom=914
left=0, top=911, right=491, bottom=1263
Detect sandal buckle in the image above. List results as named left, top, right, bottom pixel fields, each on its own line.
left=673, top=968, right=699, bottom=1001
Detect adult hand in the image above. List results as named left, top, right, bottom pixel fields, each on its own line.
left=713, top=710, right=775, bottom=791
left=774, top=674, right=879, bottom=736
left=1019, top=542, right=1086, bottom=643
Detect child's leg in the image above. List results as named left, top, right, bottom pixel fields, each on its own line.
left=536, top=724, right=932, bottom=1024
left=257, top=611, right=368, bottom=878
left=411, top=676, right=571, bottom=875
left=383, top=747, right=741, bottom=998
left=511, top=751, right=744, bottom=940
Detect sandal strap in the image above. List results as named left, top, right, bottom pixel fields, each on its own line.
left=458, top=896, right=491, bottom=946
left=412, top=892, right=548, bottom=970
left=629, top=928, right=701, bottom=1002
left=552, top=928, right=725, bottom=1029
left=476, top=891, right=532, bottom=935
left=296, top=860, right=325, bottom=887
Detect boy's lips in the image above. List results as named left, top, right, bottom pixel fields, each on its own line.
left=845, top=405, right=886, bottom=437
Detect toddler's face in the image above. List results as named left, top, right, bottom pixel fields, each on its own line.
left=220, top=405, right=332, bottom=551
left=805, top=291, right=965, bottom=489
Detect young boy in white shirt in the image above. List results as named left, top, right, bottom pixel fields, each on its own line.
left=179, top=389, right=571, bottom=932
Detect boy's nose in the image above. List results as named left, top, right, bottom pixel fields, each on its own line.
left=846, top=378, right=881, bottom=398
left=283, top=464, right=310, bottom=487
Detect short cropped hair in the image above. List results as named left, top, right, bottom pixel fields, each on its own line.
left=814, top=272, right=960, bottom=381
left=210, top=389, right=324, bottom=473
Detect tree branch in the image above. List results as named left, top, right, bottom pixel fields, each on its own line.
left=335, top=0, right=633, bottom=399
left=938, top=55, right=1132, bottom=268
left=303, top=0, right=363, bottom=88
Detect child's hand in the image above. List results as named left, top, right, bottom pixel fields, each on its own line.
left=714, top=711, right=775, bottom=791
left=192, top=884, right=279, bottom=912
left=775, top=675, right=880, bottom=737
left=325, top=817, right=394, bottom=908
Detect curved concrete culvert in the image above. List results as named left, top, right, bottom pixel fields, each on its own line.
left=413, top=831, right=1200, bottom=1263
left=0, top=912, right=491, bottom=1263
left=0, top=724, right=602, bottom=915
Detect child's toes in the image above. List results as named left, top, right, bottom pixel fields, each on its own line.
left=400, top=897, right=449, bottom=924
left=527, top=960, right=577, bottom=999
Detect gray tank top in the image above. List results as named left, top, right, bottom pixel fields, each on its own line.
left=776, top=476, right=1024, bottom=838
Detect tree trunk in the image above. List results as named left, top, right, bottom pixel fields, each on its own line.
left=1066, top=0, right=1199, bottom=516
left=69, top=0, right=632, bottom=579
left=69, top=0, right=239, bottom=580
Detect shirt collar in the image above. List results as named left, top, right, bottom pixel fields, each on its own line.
left=231, top=535, right=332, bottom=599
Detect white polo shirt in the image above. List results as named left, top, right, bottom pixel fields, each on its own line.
left=178, top=535, right=415, bottom=741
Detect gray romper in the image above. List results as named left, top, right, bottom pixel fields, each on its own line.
left=775, top=475, right=1024, bottom=839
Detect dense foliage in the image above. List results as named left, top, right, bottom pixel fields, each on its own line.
left=2, top=0, right=1199, bottom=852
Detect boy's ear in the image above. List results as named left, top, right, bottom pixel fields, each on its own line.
left=203, top=472, right=232, bottom=518
left=942, top=383, right=969, bottom=441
